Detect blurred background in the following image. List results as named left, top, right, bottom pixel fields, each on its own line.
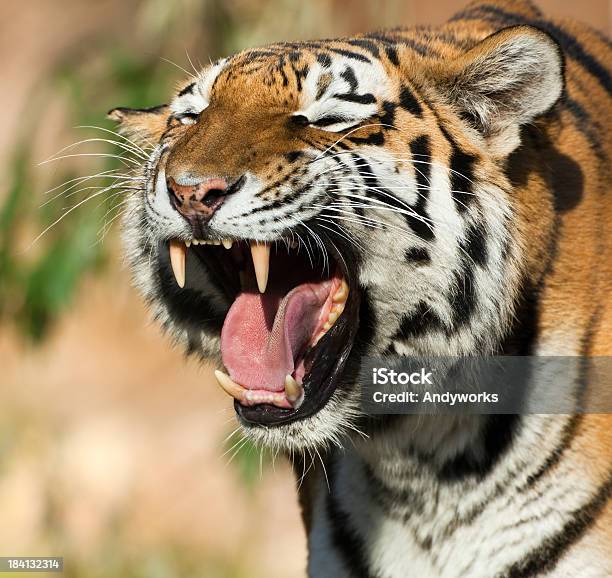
left=0, top=1, right=609, bottom=577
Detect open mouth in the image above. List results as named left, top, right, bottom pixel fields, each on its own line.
left=165, top=235, right=360, bottom=426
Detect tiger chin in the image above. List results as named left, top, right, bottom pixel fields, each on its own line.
left=109, top=0, right=611, bottom=576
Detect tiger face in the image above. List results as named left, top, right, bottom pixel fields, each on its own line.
left=112, top=25, right=562, bottom=451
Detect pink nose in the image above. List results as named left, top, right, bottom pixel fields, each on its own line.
left=167, top=176, right=228, bottom=220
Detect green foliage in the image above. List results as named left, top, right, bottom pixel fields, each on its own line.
left=0, top=41, right=176, bottom=341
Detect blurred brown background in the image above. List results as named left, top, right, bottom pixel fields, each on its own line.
left=0, top=2, right=609, bottom=577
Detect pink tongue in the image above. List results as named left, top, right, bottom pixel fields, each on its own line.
left=221, top=281, right=331, bottom=391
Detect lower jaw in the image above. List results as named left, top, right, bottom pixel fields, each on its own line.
left=234, top=283, right=361, bottom=427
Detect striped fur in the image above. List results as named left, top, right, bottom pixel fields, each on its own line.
left=112, top=0, right=611, bottom=575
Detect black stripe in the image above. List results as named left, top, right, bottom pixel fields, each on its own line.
left=334, top=92, right=376, bottom=105
left=316, top=52, right=332, bottom=68
left=341, top=66, right=358, bottom=92
left=275, top=54, right=290, bottom=87
left=327, top=457, right=376, bottom=578
left=177, top=82, right=195, bottom=97
left=385, top=45, right=400, bottom=66
left=379, top=101, right=397, bottom=128
left=448, top=261, right=477, bottom=328
left=365, top=32, right=434, bottom=57
left=463, top=221, right=488, bottom=267
left=407, top=135, right=434, bottom=240
left=345, top=38, right=381, bottom=59
left=399, top=85, right=423, bottom=117
left=363, top=463, right=427, bottom=521
left=504, top=472, right=612, bottom=578
left=395, top=300, right=447, bottom=340
left=439, top=415, right=520, bottom=481
left=448, top=145, right=477, bottom=213
left=291, top=63, right=309, bottom=92
left=311, top=115, right=350, bottom=127
left=521, top=415, right=582, bottom=490
left=284, top=151, right=303, bottom=163
left=405, top=247, right=430, bottom=264
left=327, top=47, right=372, bottom=63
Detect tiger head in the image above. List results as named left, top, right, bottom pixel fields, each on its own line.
left=111, top=25, right=562, bottom=451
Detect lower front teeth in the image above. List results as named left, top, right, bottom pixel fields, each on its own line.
left=213, top=370, right=304, bottom=409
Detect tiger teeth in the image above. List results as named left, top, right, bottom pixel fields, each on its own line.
left=214, top=370, right=246, bottom=402
left=332, top=279, right=349, bottom=303
left=190, top=239, right=232, bottom=246
left=244, top=390, right=287, bottom=404
left=214, top=370, right=299, bottom=408
left=284, top=374, right=304, bottom=408
left=312, top=280, right=349, bottom=345
left=169, top=240, right=186, bottom=288
left=250, top=241, right=271, bottom=294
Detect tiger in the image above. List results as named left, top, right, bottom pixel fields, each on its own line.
left=107, top=0, right=612, bottom=576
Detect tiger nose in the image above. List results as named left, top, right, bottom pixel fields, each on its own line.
left=167, top=176, right=229, bottom=221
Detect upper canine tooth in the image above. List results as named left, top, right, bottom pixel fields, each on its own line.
left=185, top=240, right=191, bottom=248
left=222, top=239, right=233, bottom=249
left=284, top=374, right=304, bottom=407
left=169, top=240, right=186, bottom=288
left=250, top=241, right=271, bottom=293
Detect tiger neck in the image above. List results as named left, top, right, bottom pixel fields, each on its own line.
left=353, top=278, right=571, bottom=480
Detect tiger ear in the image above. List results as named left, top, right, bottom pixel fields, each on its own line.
left=107, top=105, right=169, bottom=147
left=434, top=25, right=563, bottom=154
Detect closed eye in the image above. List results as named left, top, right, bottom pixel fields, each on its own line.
left=290, top=113, right=363, bottom=132
left=312, top=116, right=364, bottom=132
left=310, top=115, right=354, bottom=127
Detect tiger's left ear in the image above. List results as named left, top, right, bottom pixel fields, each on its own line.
left=107, top=105, right=169, bottom=147
left=433, top=25, right=563, bottom=155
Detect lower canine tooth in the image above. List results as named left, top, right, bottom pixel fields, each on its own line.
left=284, top=374, right=304, bottom=407
left=214, top=370, right=245, bottom=401
left=169, top=240, right=186, bottom=288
